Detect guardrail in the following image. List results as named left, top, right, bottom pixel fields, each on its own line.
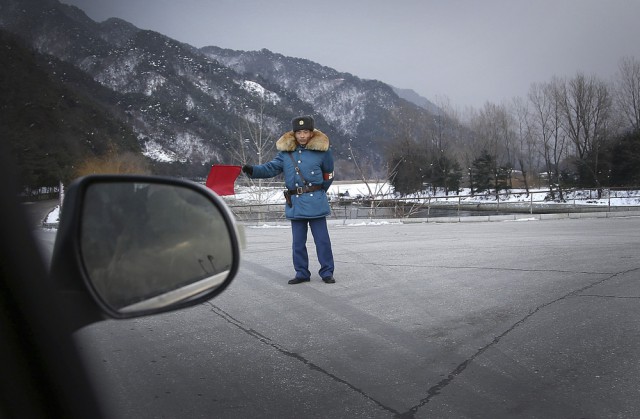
left=228, top=187, right=640, bottom=223
left=35, top=185, right=640, bottom=228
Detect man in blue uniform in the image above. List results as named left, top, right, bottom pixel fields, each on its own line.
left=242, top=116, right=336, bottom=284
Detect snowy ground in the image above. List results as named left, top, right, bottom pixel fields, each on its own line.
left=44, top=182, right=640, bottom=225
left=233, top=181, right=640, bottom=206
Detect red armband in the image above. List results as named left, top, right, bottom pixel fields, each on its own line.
left=323, top=171, right=334, bottom=180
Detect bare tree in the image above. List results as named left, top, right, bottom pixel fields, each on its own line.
left=457, top=107, right=484, bottom=195
left=426, top=98, right=467, bottom=195
left=228, top=93, right=276, bottom=167
left=511, top=96, right=538, bottom=195
left=470, top=102, right=516, bottom=195
left=559, top=73, right=612, bottom=190
left=528, top=79, right=567, bottom=199
left=350, top=141, right=402, bottom=220
left=615, top=56, right=640, bottom=132
left=227, top=92, right=277, bottom=203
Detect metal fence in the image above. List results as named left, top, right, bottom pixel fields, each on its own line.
left=228, top=187, right=640, bottom=224
left=20, top=185, right=61, bottom=201
left=25, top=180, right=640, bottom=225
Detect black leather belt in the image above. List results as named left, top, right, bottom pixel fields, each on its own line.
left=286, top=184, right=323, bottom=195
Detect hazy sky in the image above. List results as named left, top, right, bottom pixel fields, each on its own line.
left=63, top=0, right=640, bottom=110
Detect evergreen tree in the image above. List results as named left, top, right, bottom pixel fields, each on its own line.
left=429, top=154, right=462, bottom=195
left=495, top=164, right=512, bottom=193
left=609, top=129, right=640, bottom=186
left=388, top=139, right=425, bottom=195
left=471, top=150, right=494, bottom=194
left=446, top=159, right=463, bottom=194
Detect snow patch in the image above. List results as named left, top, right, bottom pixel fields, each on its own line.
left=336, top=220, right=402, bottom=227
left=248, top=224, right=290, bottom=229
left=142, top=139, right=178, bottom=162
left=144, top=73, right=167, bottom=96
left=45, top=206, right=60, bottom=224
left=240, top=80, right=280, bottom=104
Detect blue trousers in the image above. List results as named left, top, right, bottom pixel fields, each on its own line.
left=291, top=218, right=334, bottom=280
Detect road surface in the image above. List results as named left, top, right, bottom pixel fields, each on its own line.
left=35, top=212, right=640, bottom=418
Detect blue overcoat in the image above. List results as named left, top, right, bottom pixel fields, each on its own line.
left=250, top=130, right=334, bottom=220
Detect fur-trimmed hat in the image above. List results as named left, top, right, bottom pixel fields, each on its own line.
left=292, top=115, right=314, bottom=132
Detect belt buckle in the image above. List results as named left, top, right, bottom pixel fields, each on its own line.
left=296, top=186, right=304, bottom=195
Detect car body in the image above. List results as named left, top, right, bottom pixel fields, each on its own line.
left=0, top=145, right=241, bottom=418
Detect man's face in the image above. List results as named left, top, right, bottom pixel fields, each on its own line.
left=295, top=129, right=313, bottom=145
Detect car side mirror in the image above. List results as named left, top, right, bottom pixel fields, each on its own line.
left=50, top=175, right=241, bottom=325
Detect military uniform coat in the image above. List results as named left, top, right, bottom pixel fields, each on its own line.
left=250, top=129, right=334, bottom=220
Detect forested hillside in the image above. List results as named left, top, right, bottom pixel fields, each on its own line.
left=1, top=0, right=638, bottom=198
left=0, top=30, right=140, bottom=190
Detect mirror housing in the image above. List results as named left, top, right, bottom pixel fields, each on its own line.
left=50, top=175, right=241, bottom=328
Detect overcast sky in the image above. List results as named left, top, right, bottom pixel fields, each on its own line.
left=63, top=0, right=640, bottom=111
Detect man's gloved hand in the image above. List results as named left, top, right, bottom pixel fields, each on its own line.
left=242, top=165, right=253, bottom=176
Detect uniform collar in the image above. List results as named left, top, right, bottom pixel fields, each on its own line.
left=276, top=129, right=330, bottom=152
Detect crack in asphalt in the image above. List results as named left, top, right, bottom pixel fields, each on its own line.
left=348, top=260, right=612, bottom=276
left=395, top=266, right=640, bottom=418
left=577, top=294, right=640, bottom=299
left=204, top=302, right=401, bottom=416
left=203, top=265, right=638, bottom=418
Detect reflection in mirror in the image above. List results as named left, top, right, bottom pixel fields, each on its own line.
left=80, top=182, right=234, bottom=313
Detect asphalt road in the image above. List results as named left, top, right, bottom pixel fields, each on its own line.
left=36, top=214, right=640, bottom=418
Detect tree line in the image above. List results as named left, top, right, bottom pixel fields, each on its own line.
left=389, top=57, right=640, bottom=199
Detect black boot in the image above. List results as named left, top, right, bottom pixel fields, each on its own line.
left=288, top=277, right=310, bottom=285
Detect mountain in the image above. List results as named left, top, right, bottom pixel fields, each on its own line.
left=392, top=87, right=441, bottom=116
left=200, top=47, right=432, bottom=151
left=0, top=29, right=140, bottom=188
left=1, top=0, right=273, bottom=166
left=0, top=0, right=440, bottom=181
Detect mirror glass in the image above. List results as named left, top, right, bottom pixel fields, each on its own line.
left=80, top=182, right=234, bottom=314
